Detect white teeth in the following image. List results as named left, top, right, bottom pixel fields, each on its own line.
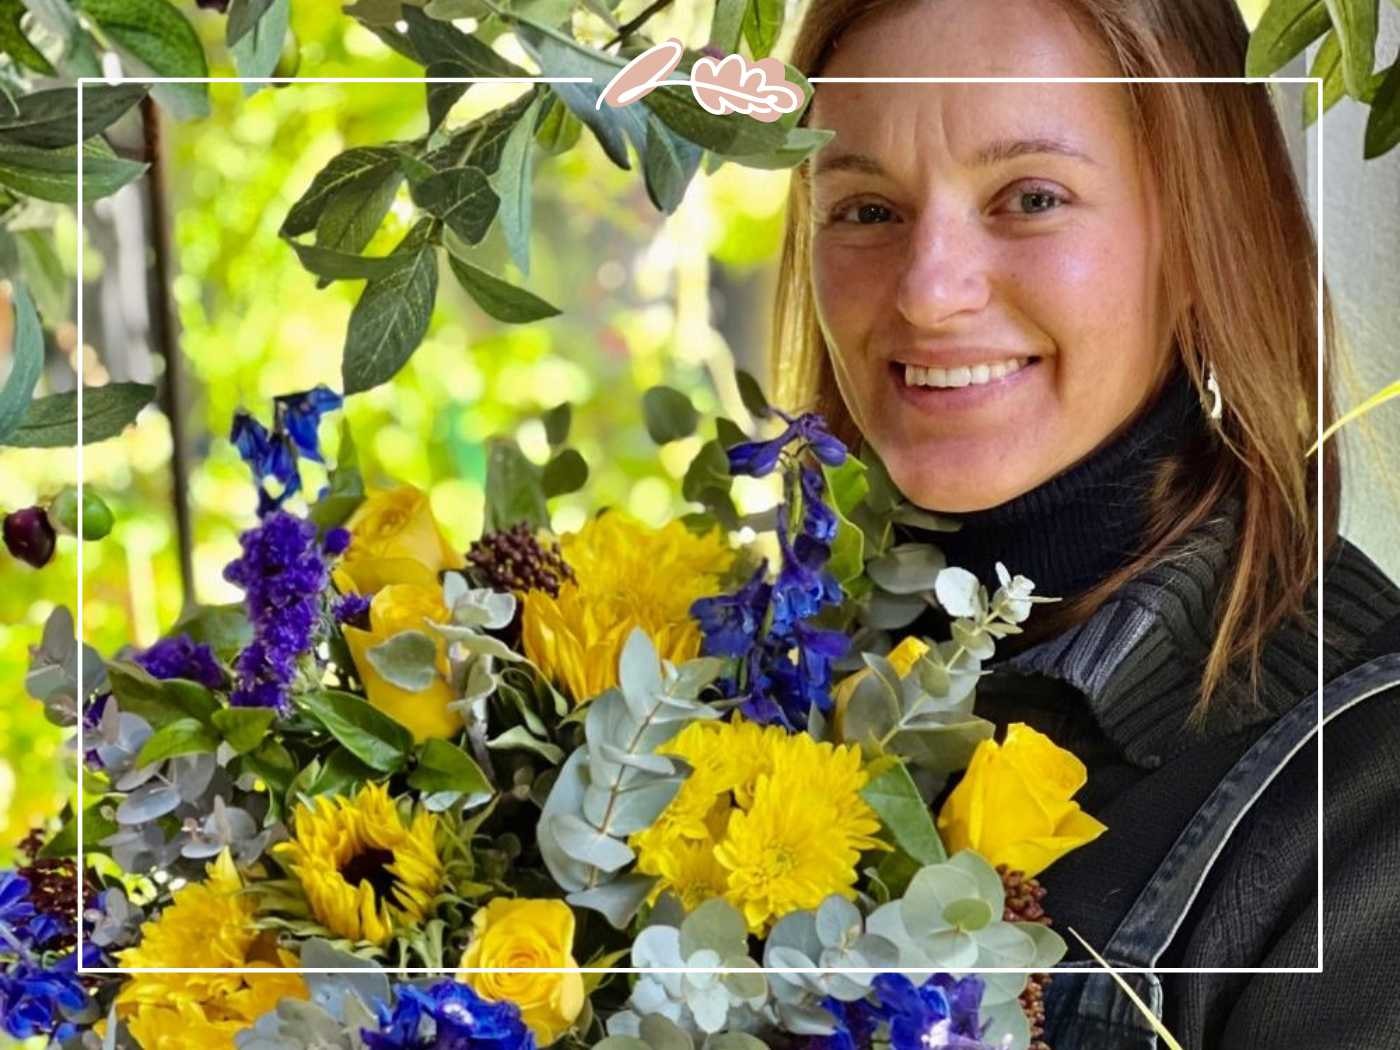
left=902, top=357, right=1029, bottom=389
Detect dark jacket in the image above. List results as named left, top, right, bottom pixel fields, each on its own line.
left=971, top=496, right=1400, bottom=1049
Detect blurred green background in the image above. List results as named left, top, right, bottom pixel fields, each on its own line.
left=0, top=1, right=791, bottom=865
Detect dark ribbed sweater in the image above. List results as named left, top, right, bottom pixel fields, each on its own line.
left=890, top=365, right=1400, bottom=1048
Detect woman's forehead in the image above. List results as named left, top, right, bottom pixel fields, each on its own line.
left=817, top=0, right=1116, bottom=80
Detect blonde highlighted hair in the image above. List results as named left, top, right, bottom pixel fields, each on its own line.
left=772, top=0, right=1340, bottom=716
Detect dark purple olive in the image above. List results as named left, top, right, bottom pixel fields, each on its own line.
left=4, top=506, right=57, bottom=568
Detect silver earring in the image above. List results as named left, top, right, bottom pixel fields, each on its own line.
left=1205, top=365, right=1223, bottom=421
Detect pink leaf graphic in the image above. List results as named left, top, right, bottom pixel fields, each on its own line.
left=689, top=53, right=804, bottom=123
left=598, top=38, right=685, bottom=109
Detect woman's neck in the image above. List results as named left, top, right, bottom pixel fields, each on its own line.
left=892, top=363, right=1207, bottom=605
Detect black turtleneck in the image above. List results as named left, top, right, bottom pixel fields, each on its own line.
left=893, top=362, right=1209, bottom=604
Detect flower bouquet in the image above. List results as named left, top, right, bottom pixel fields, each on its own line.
left=7, top=377, right=1111, bottom=1050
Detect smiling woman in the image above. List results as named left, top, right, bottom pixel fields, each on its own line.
left=771, top=1, right=1400, bottom=1048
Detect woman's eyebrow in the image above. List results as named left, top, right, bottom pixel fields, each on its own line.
left=812, top=136, right=1097, bottom=177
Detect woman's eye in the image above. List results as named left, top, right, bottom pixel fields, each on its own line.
left=1004, top=185, right=1068, bottom=216
left=831, top=201, right=897, bottom=225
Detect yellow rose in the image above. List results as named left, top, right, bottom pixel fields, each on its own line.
left=334, top=484, right=464, bottom=595
left=343, top=583, right=462, bottom=742
left=936, top=722, right=1107, bottom=878
left=458, top=898, right=585, bottom=1046
left=831, top=636, right=931, bottom=739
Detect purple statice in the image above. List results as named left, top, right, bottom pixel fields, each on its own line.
left=362, top=980, right=536, bottom=1050
left=333, top=591, right=372, bottom=629
left=223, top=511, right=335, bottom=713
left=692, top=440, right=850, bottom=729
left=134, top=633, right=226, bottom=690
left=232, top=385, right=343, bottom=517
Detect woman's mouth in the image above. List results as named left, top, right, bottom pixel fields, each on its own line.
left=888, top=355, right=1042, bottom=411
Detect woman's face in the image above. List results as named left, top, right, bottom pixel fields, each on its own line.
left=808, top=0, right=1175, bottom=512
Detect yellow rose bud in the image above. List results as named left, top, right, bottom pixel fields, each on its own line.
left=831, top=635, right=931, bottom=739
left=342, top=584, right=461, bottom=742
left=936, top=722, right=1107, bottom=878
left=334, top=484, right=465, bottom=596
left=458, top=898, right=586, bottom=1046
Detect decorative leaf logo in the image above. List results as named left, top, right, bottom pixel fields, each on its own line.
left=689, top=54, right=803, bottom=123
left=597, top=38, right=685, bottom=109
left=598, top=39, right=806, bottom=124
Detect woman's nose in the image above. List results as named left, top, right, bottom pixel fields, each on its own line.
left=894, top=210, right=992, bottom=329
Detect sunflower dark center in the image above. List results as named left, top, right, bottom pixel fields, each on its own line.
left=339, top=848, right=397, bottom=900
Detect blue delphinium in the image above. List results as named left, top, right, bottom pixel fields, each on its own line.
left=362, top=980, right=536, bottom=1050
left=223, top=510, right=337, bottom=713
left=134, top=633, right=225, bottom=690
left=812, top=974, right=997, bottom=1050
left=691, top=411, right=850, bottom=730
left=231, top=384, right=343, bottom=516
left=0, top=872, right=90, bottom=1041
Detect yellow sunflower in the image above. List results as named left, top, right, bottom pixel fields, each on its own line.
left=272, top=782, right=443, bottom=946
left=520, top=512, right=734, bottom=705
left=631, top=718, right=888, bottom=933
left=115, top=850, right=306, bottom=1050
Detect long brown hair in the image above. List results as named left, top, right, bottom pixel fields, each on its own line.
left=772, top=0, right=1341, bottom=716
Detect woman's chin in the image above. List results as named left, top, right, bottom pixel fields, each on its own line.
left=883, top=450, right=1038, bottom=515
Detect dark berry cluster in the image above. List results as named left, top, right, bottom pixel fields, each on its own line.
left=466, top=522, right=574, bottom=597
left=999, top=865, right=1053, bottom=1050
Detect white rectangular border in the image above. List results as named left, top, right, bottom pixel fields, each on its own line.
left=74, top=74, right=1326, bottom=978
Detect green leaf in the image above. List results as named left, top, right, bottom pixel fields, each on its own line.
left=1304, top=30, right=1346, bottom=126
left=709, top=0, right=747, bottom=51
left=13, top=228, right=69, bottom=321
left=410, top=165, right=499, bottom=244
left=0, top=140, right=147, bottom=203
left=408, top=737, right=492, bottom=796
left=0, top=0, right=54, bottom=75
left=1365, top=56, right=1400, bottom=158
left=366, top=629, right=439, bottom=691
left=542, top=401, right=571, bottom=446
left=314, top=157, right=403, bottom=267
left=39, top=804, right=118, bottom=858
left=642, top=385, right=700, bottom=444
left=402, top=5, right=529, bottom=76
left=230, top=0, right=290, bottom=91
left=728, top=125, right=835, bottom=171
left=534, top=96, right=582, bottom=154
left=21, top=0, right=102, bottom=78
left=212, top=707, right=278, bottom=754
left=490, top=93, right=541, bottom=274
left=0, top=84, right=148, bottom=149
left=641, top=115, right=703, bottom=214
left=297, top=688, right=414, bottom=773
left=1, top=382, right=154, bottom=447
left=424, top=91, right=540, bottom=176
left=135, top=716, right=219, bottom=766
left=289, top=240, right=421, bottom=282
left=309, top=429, right=366, bottom=529
left=170, top=603, right=252, bottom=663
left=741, top=0, right=784, bottom=59
left=282, top=146, right=403, bottom=238
left=0, top=282, right=42, bottom=444
left=860, top=761, right=947, bottom=865
left=513, top=21, right=649, bottom=170
left=228, top=0, right=276, bottom=45
left=446, top=252, right=560, bottom=322
left=542, top=447, right=588, bottom=497
left=483, top=436, right=549, bottom=531
left=734, top=368, right=771, bottom=421
left=306, top=746, right=381, bottom=799
left=82, top=0, right=210, bottom=120
left=241, top=738, right=297, bottom=795
left=1245, top=0, right=1330, bottom=77
left=425, top=60, right=471, bottom=134
left=1323, top=0, right=1377, bottom=98
left=342, top=220, right=439, bottom=394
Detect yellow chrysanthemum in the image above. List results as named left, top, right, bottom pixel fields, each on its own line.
left=631, top=718, right=888, bottom=933
left=521, top=512, right=735, bottom=704
left=272, top=782, right=442, bottom=946
left=115, top=851, right=306, bottom=1050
